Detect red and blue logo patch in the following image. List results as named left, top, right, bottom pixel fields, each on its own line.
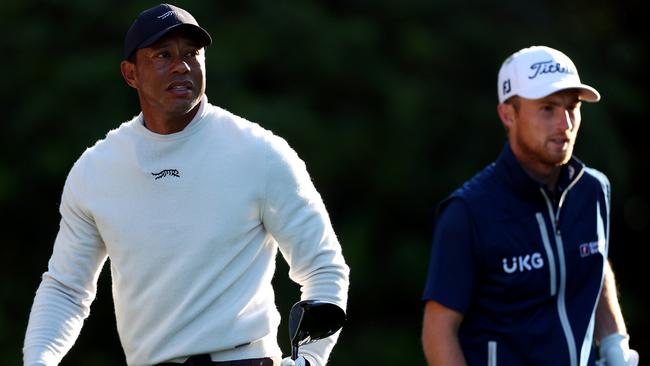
left=579, top=240, right=604, bottom=258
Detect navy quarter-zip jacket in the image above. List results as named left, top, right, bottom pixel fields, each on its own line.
left=423, top=143, right=610, bottom=366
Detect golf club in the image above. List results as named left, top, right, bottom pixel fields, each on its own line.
left=288, top=300, right=346, bottom=360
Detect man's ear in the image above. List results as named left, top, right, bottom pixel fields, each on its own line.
left=120, top=60, right=137, bottom=89
left=497, top=102, right=515, bottom=131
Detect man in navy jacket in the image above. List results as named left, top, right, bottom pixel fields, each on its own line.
left=421, top=46, right=639, bottom=366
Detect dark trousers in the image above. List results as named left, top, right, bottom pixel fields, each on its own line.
left=155, top=354, right=274, bottom=366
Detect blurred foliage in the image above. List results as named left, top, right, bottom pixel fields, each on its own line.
left=1, top=0, right=647, bottom=364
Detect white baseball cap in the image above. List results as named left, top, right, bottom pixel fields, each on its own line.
left=497, top=45, right=600, bottom=103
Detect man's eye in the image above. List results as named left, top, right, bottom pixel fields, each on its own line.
left=157, top=51, right=170, bottom=58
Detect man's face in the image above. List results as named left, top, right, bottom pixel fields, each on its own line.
left=507, top=89, right=582, bottom=169
left=125, top=30, right=206, bottom=119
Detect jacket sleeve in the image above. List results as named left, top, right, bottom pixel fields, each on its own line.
left=23, top=159, right=108, bottom=366
left=422, top=198, right=476, bottom=314
left=261, top=134, right=349, bottom=365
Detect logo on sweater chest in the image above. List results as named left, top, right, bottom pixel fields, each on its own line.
left=152, top=169, right=180, bottom=180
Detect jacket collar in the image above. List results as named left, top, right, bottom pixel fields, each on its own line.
left=495, top=142, right=585, bottom=201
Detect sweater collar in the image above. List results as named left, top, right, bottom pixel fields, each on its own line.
left=134, top=95, right=210, bottom=139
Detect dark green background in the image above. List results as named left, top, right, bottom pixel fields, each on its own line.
left=2, top=1, right=647, bottom=364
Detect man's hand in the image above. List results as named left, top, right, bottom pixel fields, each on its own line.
left=281, top=356, right=311, bottom=366
left=599, top=333, right=639, bottom=366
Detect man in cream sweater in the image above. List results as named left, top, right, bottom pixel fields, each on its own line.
left=23, top=4, right=349, bottom=366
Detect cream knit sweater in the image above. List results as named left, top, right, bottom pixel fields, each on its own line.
left=23, top=97, right=349, bottom=366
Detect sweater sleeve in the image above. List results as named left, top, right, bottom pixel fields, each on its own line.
left=23, top=159, right=108, bottom=366
left=261, top=134, right=349, bottom=365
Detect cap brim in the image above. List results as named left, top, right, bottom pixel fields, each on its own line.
left=519, top=81, right=601, bottom=103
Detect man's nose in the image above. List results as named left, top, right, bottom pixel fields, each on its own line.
left=171, top=57, right=190, bottom=74
left=559, top=109, right=573, bottom=130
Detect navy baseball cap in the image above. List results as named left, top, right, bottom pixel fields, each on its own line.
left=123, top=3, right=212, bottom=60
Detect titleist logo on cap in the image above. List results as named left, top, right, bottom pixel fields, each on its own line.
left=528, top=60, right=576, bottom=80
